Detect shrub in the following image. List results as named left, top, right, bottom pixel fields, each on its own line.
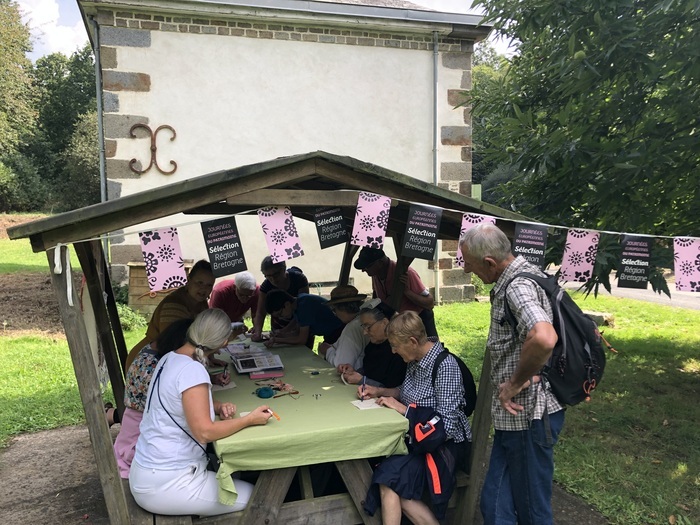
left=111, top=281, right=129, bottom=305
left=116, top=303, right=146, bottom=331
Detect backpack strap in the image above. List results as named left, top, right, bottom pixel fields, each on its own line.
left=430, top=350, right=450, bottom=388
left=500, top=271, right=555, bottom=332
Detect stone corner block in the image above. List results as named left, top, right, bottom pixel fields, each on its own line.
left=440, top=162, right=470, bottom=182
left=441, top=126, right=472, bottom=146
left=101, top=26, right=151, bottom=47
left=100, top=46, right=118, bottom=69
left=103, top=114, right=149, bottom=139
left=106, top=158, right=142, bottom=180
left=103, top=71, right=150, bottom=92
left=442, top=52, right=470, bottom=70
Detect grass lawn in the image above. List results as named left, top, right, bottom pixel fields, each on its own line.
left=0, top=237, right=80, bottom=273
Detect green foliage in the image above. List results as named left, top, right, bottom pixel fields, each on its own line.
left=0, top=1, right=36, bottom=157
left=472, top=0, right=700, bottom=237
left=116, top=302, right=147, bottom=332
left=59, top=110, right=100, bottom=210
left=112, top=281, right=130, bottom=305
left=0, top=235, right=80, bottom=273
left=0, top=152, right=48, bottom=211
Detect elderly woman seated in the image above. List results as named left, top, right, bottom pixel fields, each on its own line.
left=318, top=285, right=370, bottom=370
left=129, top=308, right=273, bottom=517
left=337, top=299, right=406, bottom=389
left=359, top=311, right=472, bottom=525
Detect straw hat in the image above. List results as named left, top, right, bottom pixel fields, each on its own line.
left=326, top=285, right=368, bottom=305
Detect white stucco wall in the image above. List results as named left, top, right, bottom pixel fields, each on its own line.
left=109, top=29, right=465, bottom=294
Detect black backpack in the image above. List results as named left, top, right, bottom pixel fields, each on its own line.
left=502, top=272, right=608, bottom=406
left=431, top=348, right=477, bottom=418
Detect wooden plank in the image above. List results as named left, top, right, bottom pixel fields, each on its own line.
left=335, top=459, right=381, bottom=525
left=74, top=241, right=126, bottom=415
left=103, top=252, right=129, bottom=372
left=236, top=467, right=297, bottom=525
left=456, top=350, right=494, bottom=525
left=155, top=515, right=193, bottom=525
left=122, top=478, right=154, bottom=525
left=338, top=243, right=359, bottom=286
left=196, top=493, right=362, bottom=525
left=46, top=246, right=131, bottom=524
left=226, top=189, right=363, bottom=207
left=299, top=465, right=315, bottom=499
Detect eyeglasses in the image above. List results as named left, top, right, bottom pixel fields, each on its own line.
left=361, top=320, right=381, bottom=332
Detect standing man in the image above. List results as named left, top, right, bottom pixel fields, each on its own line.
left=209, top=271, right=259, bottom=329
left=459, top=223, right=564, bottom=525
left=353, top=247, right=438, bottom=337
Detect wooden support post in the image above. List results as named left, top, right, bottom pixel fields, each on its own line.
left=335, top=460, right=381, bottom=525
left=103, top=253, right=129, bottom=374
left=74, top=241, right=126, bottom=416
left=338, top=243, right=359, bottom=286
left=237, top=467, right=297, bottom=525
left=457, top=350, right=494, bottom=524
left=46, top=246, right=130, bottom=524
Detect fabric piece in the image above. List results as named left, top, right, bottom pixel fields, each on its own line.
left=212, top=345, right=408, bottom=505
left=209, top=281, right=259, bottom=322
left=113, top=407, right=143, bottom=478
left=124, top=345, right=159, bottom=411
left=372, top=259, right=429, bottom=314
left=138, top=228, right=187, bottom=292
left=362, top=339, right=407, bottom=389
left=674, top=237, right=700, bottom=292
left=456, top=213, right=496, bottom=267
left=487, top=256, right=563, bottom=431
left=560, top=229, right=600, bottom=282
left=324, top=316, right=368, bottom=370
left=257, top=206, right=304, bottom=263
left=295, top=293, right=344, bottom=337
left=350, top=192, right=391, bottom=249
left=134, top=353, right=214, bottom=471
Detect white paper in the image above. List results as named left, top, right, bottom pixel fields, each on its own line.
left=351, top=399, right=382, bottom=410
left=211, top=380, right=237, bottom=392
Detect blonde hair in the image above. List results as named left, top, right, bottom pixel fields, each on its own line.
left=386, top=311, right=427, bottom=346
left=187, top=309, right=231, bottom=357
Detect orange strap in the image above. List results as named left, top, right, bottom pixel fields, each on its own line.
left=426, top=453, right=441, bottom=494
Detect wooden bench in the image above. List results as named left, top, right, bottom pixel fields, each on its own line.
left=123, top=467, right=470, bottom=525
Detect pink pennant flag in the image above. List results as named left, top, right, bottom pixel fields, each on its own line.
left=138, top=227, right=187, bottom=292
left=351, top=192, right=391, bottom=249
left=560, top=229, right=600, bottom=282
left=257, top=206, right=304, bottom=264
left=673, top=237, right=700, bottom=292
left=456, top=213, right=496, bottom=267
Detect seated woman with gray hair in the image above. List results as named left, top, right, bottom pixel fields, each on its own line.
left=129, top=308, right=273, bottom=517
left=337, top=299, right=406, bottom=389
left=209, top=271, right=260, bottom=332
left=319, top=285, right=370, bottom=370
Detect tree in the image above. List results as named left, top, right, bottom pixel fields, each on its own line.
left=0, top=0, right=36, bottom=157
left=472, top=0, right=700, bottom=238
left=59, top=110, right=100, bottom=211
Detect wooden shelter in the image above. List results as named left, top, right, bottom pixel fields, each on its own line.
left=8, top=151, right=525, bottom=524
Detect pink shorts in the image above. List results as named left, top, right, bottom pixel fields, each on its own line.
left=113, top=407, right=143, bottom=478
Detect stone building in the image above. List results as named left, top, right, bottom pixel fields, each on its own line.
left=77, top=0, right=490, bottom=302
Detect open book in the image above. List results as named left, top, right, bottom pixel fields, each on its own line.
left=232, top=353, right=284, bottom=374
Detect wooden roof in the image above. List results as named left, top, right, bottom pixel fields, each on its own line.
left=8, top=151, right=525, bottom=251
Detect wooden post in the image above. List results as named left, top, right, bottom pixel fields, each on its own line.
left=103, top=253, right=129, bottom=373
left=457, top=349, right=493, bottom=523
left=74, top=241, right=126, bottom=416
left=46, top=246, right=130, bottom=524
left=338, top=243, right=359, bottom=286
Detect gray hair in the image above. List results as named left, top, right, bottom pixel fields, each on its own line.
left=459, top=223, right=512, bottom=262
left=234, top=271, right=257, bottom=291
left=187, top=309, right=231, bottom=355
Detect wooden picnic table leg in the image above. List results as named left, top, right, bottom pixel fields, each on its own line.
left=237, top=467, right=297, bottom=525
left=335, top=459, right=381, bottom=525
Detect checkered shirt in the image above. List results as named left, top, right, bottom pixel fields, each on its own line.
left=487, top=256, right=564, bottom=431
left=400, top=341, right=472, bottom=442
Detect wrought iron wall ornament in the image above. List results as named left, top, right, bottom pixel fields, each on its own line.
left=129, top=124, right=177, bottom=175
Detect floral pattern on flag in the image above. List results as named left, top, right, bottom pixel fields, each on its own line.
left=257, top=206, right=304, bottom=264
left=351, top=192, right=391, bottom=249
left=138, top=227, right=186, bottom=292
left=560, top=229, right=600, bottom=282
left=673, top=237, right=700, bottom=292
left=456, top=213, right=497, bottom=267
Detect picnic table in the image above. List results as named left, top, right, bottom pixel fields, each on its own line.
left=211, top=342, right=409, bottom=524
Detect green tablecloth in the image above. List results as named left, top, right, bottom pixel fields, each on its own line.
left=212, top=343, right=409, bottom=505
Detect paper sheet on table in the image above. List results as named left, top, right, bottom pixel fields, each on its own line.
left=351, top=398, right=382, bottom=410
left=212, top=381, right=237, bottom=392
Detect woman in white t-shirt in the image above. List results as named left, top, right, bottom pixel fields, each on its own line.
left=129, top=308, right=272, bottom=516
